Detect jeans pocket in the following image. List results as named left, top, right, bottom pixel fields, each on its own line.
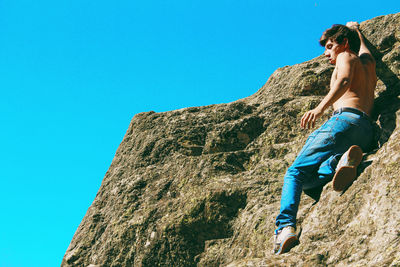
left=312, top=117, right=338, bottom=142
left=333, top=116, right=373, bottom=150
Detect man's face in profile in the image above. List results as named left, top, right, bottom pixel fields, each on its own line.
left=324, top=39, right=346, bottom=65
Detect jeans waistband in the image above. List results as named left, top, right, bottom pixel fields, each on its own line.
left=332, top=107, right=371, bottom=121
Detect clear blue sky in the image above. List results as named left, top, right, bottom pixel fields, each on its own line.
left=0, top=1, right=398, bottom=266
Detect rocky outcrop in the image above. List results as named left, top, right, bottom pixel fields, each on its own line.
left=62, top=13, right=400, bottom=266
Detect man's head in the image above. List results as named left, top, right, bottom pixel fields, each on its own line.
left=320, top=24, right=360, bottom=64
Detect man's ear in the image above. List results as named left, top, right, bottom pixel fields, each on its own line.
left=343, top=38, right=349, bottom=49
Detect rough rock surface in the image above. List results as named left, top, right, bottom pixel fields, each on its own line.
left=62, top=13, right=400, bottom=267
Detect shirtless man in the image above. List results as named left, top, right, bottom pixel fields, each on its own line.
left=273, top=22, right=376, bottom=255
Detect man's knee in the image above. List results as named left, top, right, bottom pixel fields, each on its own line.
left=284, top=166, right=307, bottom=183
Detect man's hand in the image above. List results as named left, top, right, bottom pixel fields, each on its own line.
left=301, top=107, right=324, bottom=129
left=346, top=21, right=359, bottom=30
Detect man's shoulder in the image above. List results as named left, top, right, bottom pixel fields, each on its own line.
left=336, top=52, right=358, bottom=67
left=338, top=51, right=357, bottom=61
left=359, top=53, right=376, bottom=67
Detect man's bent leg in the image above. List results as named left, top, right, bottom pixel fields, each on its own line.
left=303, top=112, right=373, bottom=198
left=314, top=112, right=374, bottom=191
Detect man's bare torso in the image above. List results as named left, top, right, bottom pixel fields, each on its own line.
left=331, top=51, right=376, bottom=115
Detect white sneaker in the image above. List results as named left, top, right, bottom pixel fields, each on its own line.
left=273, top=226, right=299, bottom=254
left=332, top=145, right=363, bottom=191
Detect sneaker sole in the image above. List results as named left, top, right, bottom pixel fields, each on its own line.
left=332, top=166, right=357, bottom=191
left=275, top=234, right=299, bottom=255
left=333, top=145, right=363, bottom=192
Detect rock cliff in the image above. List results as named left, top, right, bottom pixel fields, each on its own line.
left=62, top=13, right=400, bottom=266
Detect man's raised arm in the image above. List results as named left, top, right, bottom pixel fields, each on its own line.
left=346, top=21, right=375, bottom=65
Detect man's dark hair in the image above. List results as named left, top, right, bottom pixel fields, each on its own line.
left=319, top=24, right=360, bottom=54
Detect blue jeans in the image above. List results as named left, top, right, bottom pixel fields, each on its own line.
left=275, top=109, right=373, bottom=232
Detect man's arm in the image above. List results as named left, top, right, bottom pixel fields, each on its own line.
left=346, top=21, right=375, bottom=65
left=300, top=53, right=356, bottom=129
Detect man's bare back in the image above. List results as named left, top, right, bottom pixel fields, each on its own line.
left=331, top=48, right=376, bottom=115
left=301, top=21, right=376, bottom=129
